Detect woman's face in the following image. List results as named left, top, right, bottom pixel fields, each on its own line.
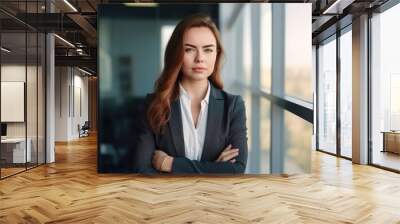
left=181, top=26, right=218, bottom=82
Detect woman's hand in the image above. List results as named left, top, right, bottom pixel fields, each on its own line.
left=152, top=150, right=174, bottom=172
left=215, top=144, right=239, bottom=163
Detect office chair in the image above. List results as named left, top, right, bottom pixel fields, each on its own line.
left=79, top=121, right=90, bottom=138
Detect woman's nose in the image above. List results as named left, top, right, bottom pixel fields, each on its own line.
left=195, top=51, right=205, bottom=62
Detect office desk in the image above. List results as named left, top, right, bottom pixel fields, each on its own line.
left=1, top=138, right=31, bottom=163
left=382, top=131, right=400, bottom=154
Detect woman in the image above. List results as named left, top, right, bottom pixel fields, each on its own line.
left=135, top=14, right=248, bottom=174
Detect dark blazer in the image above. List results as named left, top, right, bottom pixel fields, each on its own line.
left=133, top=83, right=248, bottom=174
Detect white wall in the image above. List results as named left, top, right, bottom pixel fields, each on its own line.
left=55, top=66, right=68, bottom=141
left=1, top=63, right=46, bottom=164
left=1, top=65, right=38, bottom=137
left=1, top=65, right=26, bottom=136
left=55, top=67, right=89, bottom=141
left=72, top=73, right=89, bottom=138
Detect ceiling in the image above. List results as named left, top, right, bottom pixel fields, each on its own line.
left=0, top=0, right=392, bottom=75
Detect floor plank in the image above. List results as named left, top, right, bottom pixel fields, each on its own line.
left=1, top=134, right=400, bottom=223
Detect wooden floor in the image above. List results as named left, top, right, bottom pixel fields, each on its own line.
left=1, top=135, right=400, bottom=223
left=0, top=167, right=26, bottom=178
left=1, top=163, right=45, bottom=178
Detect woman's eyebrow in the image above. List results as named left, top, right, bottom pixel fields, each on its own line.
left=202, top=44, right=215, bottom=48
left=184, top=43, right=216, bottom=48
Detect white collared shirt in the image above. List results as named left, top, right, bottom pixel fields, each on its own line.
left=179, top=81, right=211, bottom=161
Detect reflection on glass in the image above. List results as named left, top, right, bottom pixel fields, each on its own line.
left=98, top=3, right=312, bottom=174
left=243, top=91, right=252, bottom=151
left=390, top=75, right=400, bottom=130
left=38, top=33, right=46, bottom=165
left=1, top=31, right=27, bottom=177
left=371, top=3, right=400, bottom=171
left=312, top=45, right=317, bottom=150
left=318, top=37, right=337, bottom=154
left=340, top=29, right=352, bottom=158
left=0, top=1, right=46, bottom=178
left=284, top=4, right=312, bottom=102
left=99, top=4, right=239, bottom=172
left=260, top=98, right=271, bottom=173
left=243, top=90, right=255, bottom=173
left=235, top=91, right=270, bottom=174
left=26, top=0, right=42, bottom=169
left=243, top=5, right=252, bottom=86
left=27, top=31, right=38, bottom=169
left=284, top=111, right=312, bottom=173
left=99, top=10, right=168, bottom=171
left=260, top=4, right=272, bottom=92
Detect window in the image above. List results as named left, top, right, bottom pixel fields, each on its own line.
left=371, top=3, right=400, bottom=171
left=339, top=28, right=352, bottom=158
left=317, top=36, right=337, bottom=154
left=284, top=4, right=313, bottom=103
left=0, top=2, right=46, bottom=179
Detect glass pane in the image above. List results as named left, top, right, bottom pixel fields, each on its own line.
left=242, top=90, right=254, bottom=173
left=260, top=4, right=271, bottom=92
left=243, top=5, right=252, bottom=86
left=371, top=4, right=400, bottom=171
left=284, top=110, right=312, bottom=173
left=318, top=37, right=337, bottom=154
left=260, top=97, right=271, bottom=173
left=27, top=31, right=38, bottom=169
left=98, top=4, right=222, bottom=172
left=340, top=29, right=352, bottom=158
left=284, top=4, right=312, bottom=102
left=245, top=95, right=271, bottom=174
left=26, top=0, right=39, bottom=169
left=1, top=30, right=27, bottom=177
left=312, top=45, right=317, bottom=150
left=243, top=91, right=252, bottom=153
left=0, top=2, right=27, bottom=33
left=39, top=1, right=46, bottom=14
left=27, top=0, right=39, bottom=14
left=38, top=32, right=45, bottom=164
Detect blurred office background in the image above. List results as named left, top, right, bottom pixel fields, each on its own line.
left=1, top=0, right=400, bottom=178
left=98, top=3, right=312, bottom=174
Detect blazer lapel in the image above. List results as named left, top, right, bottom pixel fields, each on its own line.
left=201, top=84, right=224, bottom=161
left=169, top=99, right=186, bottom=157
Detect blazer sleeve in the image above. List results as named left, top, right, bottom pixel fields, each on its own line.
left=133, top=95, right=158, bottom=174
left=171, top=96, right=248, bottom=174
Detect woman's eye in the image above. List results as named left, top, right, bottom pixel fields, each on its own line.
left=204, top=49, right=213, bottom=53
left=185, top=48, right=194, bottom=53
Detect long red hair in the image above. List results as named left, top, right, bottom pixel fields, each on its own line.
left=147, top=14, right=224, bottom=134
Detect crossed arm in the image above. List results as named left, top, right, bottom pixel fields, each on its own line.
left=152, top=143, right=242, bottom=174
left=134, top=96, right=248, bottom=174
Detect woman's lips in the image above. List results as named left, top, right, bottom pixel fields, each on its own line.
left=192, top=67, right=206, bottom=72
